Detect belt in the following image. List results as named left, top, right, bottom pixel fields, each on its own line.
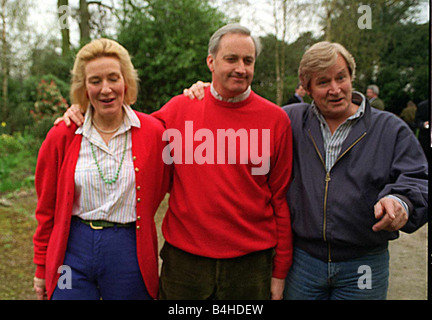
left=73, top=216, right=135, bottom=230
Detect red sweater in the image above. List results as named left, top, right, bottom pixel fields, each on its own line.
left=152, top=88, right=293, bottom=278
left=33, top=111, right=171, bottom=299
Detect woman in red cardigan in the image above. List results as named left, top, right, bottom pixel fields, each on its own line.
left=32, top=39, right=171, bottom=300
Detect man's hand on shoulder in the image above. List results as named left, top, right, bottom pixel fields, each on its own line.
left=183, top=81, right=210, bottom=100
left=54, top=104, right=85, bottom=127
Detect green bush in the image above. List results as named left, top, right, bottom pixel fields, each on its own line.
left=0, top=133, right=40, bottom=194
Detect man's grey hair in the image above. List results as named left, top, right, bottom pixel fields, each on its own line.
left=208, top=23, right=262, bottom=58
left=367, top=84, right=379, bottom=95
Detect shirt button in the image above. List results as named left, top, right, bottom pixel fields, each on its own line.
left=137, top=186, right=141, bottom=191
left=137, top=216, right=141, bottom=221
left=133, top=156, right=137, bottom=161
left=137, top=198, right=141, bottom=202
left=135, top=167, right=139, bottom=172
left=136, top=225, right=140, bottom=230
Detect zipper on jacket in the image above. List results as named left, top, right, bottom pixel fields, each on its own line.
left=308, top=130, right=367, bottom=262
left=324, top=172, right=332, bottom=262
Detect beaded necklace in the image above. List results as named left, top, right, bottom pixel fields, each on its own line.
left=89, top=131, right=128, bottom=184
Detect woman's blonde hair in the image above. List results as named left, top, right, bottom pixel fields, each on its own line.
left=298, top=41, right=356, bottom=91
left=70, top=38, right=139, bottom=111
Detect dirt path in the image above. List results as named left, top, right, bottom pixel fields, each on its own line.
left=387, top=223, right=428, bottom=299
left=0, top=189, right=428, bottom=300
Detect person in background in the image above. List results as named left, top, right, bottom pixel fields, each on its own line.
left=366, top=84, right=385, bottom=110
left=284, top=83, right=307, bottom=105
left=33, top=39, right=170, bottom=300
left=399, top=100, right=417, bottom=132
left=415, top=99, right=430, bottom=161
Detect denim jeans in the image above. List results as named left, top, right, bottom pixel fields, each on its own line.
left=51, top=218, right=151, bottom=300
left=284, top=247, right=389, bottom=300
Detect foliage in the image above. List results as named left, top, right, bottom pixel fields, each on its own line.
left=253, top=32, right=319, bottom=104
left=0, top=73, right=69, bottom=138
left=0, top=0, right=427, bottom=133
left=117, top=0, right=227, bottom=113
left=376, top=22, right=429, bottom=114
left=326, top=0, right=427, bottom=114
left=29, top=38, right=75, bottom=86
left=0, top=132, right=39, bottom=193
left=32, top=78, right=68, bottom=123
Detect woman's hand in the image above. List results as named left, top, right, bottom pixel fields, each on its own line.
left=34, top=277, right=48, bottom=300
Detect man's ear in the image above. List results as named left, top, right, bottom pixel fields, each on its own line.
left=206, top=54, right=214, bottom=72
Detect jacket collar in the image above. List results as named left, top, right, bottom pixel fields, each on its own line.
left=305, top=91, right=372, bottom=159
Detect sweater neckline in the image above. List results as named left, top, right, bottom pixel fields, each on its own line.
left=208, top=87, right=255, bottom=109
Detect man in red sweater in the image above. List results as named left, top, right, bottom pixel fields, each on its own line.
left=59, top=24, right=293, bottom=300
left=152, top=24, right=293, bottom=300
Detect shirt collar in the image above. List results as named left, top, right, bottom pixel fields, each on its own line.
left=210, top=83, right=251, bottom=103
left=311, top=91, right=365, bottom=125
left=75, top=104, right=141, bottom=137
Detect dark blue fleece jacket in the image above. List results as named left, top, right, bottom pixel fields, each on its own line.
left=283, top=95, right=428, bottom=262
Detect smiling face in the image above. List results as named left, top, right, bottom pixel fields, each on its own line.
left=85, top=56, right=125, bottom=121
left=308, top=54, right=357, bottom=124
left=207, top=33, right=256, bottom=99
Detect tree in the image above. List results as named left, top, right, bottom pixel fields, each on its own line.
left=58, top=0, right=71, bottom=57
left=322, top=0, right=338, bottom=41
left=253, top=32, right=318, bottom=104
left=328, top=0, right=421, bottom=86
left=376, top=22, right=429, bottom=114
left=79, top=0, right=91, bottom=46
left=118, top=0, right=227, bottom=113
left=1, top=0, right=7, bottom=118
left=0, top=0, right=30, bottom=119
left=273, top=0, right=288, bottom=106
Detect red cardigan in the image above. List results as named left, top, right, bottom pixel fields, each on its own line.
left=33, top=111, right=171, bottom=299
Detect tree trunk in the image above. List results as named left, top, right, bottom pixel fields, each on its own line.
left=274, top=0, right=287, bottom=106
left=79, top=0, right=91, bottom=46
left=58, top=0, right=71, bottom=57
left=324, top=0, right=337, bottom=41
left=1, top=0, right=8, bottom=118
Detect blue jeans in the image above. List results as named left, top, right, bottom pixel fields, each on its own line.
left=284, top=247, right=389, bottom=300
left=51, top=218, right=151, bottom=300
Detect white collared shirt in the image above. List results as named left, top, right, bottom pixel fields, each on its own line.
left=210, top=83, right=251, bottom=103
left=72, top=105, right=141, bottom=223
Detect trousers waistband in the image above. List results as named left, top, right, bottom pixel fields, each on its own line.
left=72, top=216, right=135, bottom=230
left=295, top=237, right=388, bottom=262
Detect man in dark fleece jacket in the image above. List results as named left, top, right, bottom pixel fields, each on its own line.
left=282, top=41, right=428, bottom=300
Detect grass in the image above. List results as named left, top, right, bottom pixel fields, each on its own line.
left=0, top=133, right=43, bottom=299
left=0, top=133, right=40, bottom=195
left=0, top=189, right=38, bottom=300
